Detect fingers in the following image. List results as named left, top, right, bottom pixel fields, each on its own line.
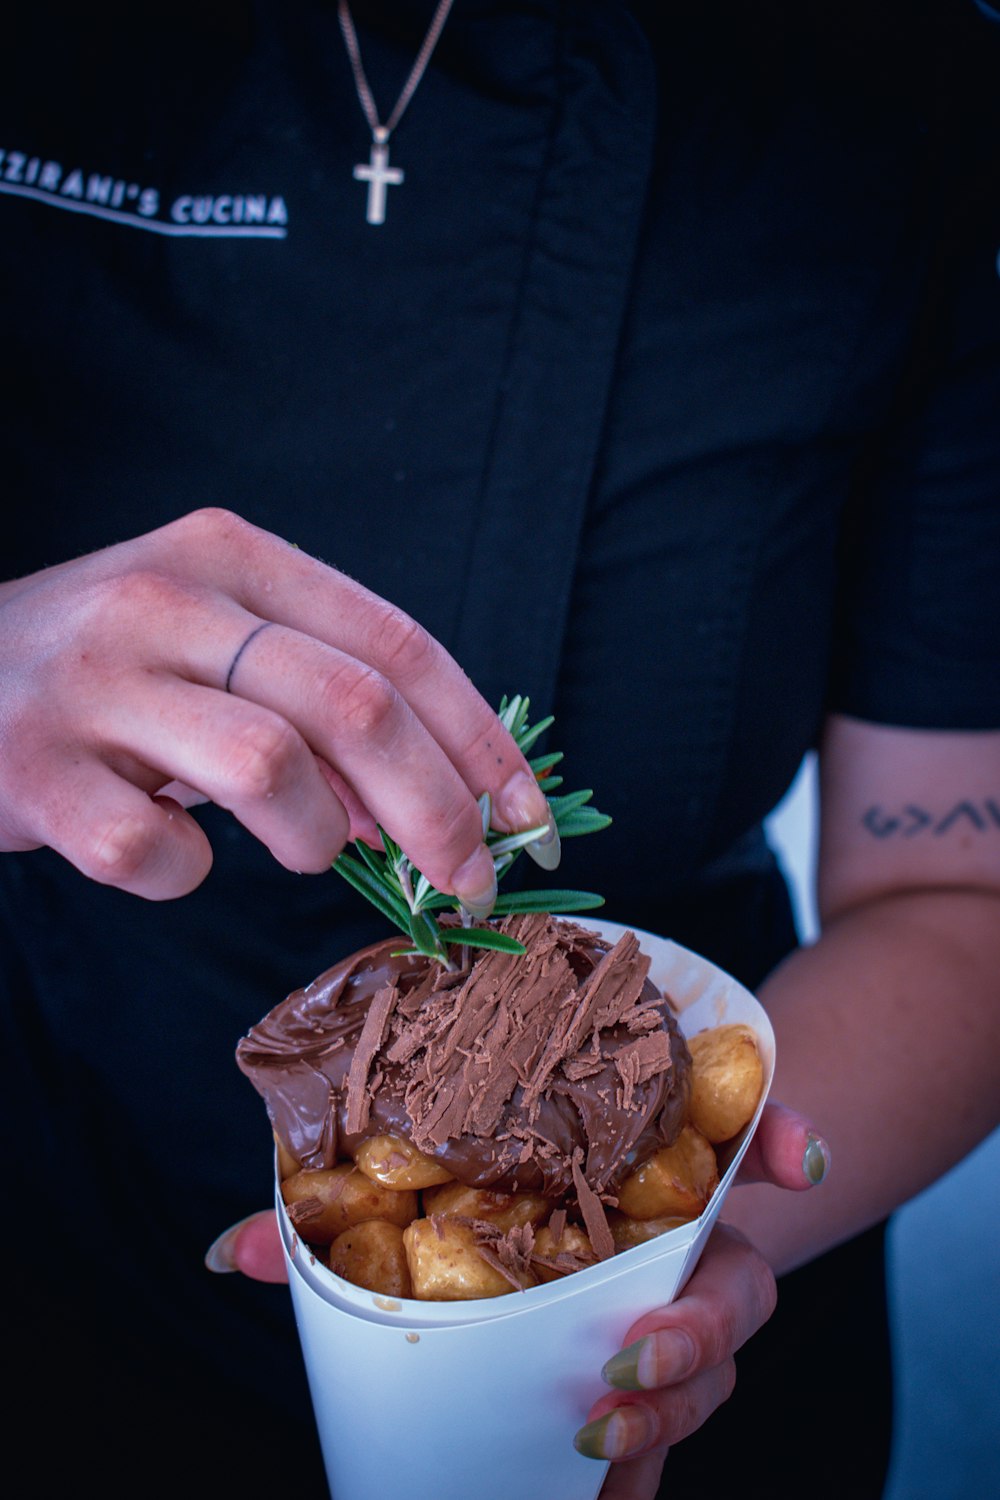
left=575, top=1225, right=776, bottom=1463
left=21, top=753, right=215, bottom=900
left=218, top=622, right=501, bottom=901
left=598, top=1444, right=670, bottom=1499
left=735, top=1100, right=831, bottom=1190
left=605, top=1224, right=779, bottom=1386
left=614, top=1223, right=776, bottom=1382
left=154, top=509, right=556, bottom=844
left=0, top=508, right=556, bottom=903
left=314, top=757, right=381, bottom=847
left=578, top=1111, right=830, bottom=1474
left=579, top=1364, right=737, bottom=1464
left=101, top=672, right=353, bottom=876
left=10, top=681, right=351, bottom=897
left=205, top=1210, right=288, bottom=1283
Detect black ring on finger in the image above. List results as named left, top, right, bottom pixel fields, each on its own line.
left=224, top=620, right=275, bottom=693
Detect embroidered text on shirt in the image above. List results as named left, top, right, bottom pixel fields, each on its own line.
left=0, top=145, right=288, bottom=239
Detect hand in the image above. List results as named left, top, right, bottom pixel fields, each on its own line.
left=580, top=1102, right=829, bottom=1499
left=0, top=508, right=555, bottom=903
left=211, top=1101, right=829, bottom=1500
left=579, top=1225, right=775, bottom=1497
left=214, top=1213, right=779, bottom=1500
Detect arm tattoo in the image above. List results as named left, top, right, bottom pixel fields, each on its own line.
left=862, top=799, right=1000, bottom=839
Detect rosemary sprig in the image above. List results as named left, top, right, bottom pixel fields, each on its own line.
left=332, top=694, right=611, bottom=970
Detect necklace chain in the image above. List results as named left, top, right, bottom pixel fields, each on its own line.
left=338, top=0, right=456, bottom=145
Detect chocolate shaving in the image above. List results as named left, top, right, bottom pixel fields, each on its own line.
left=614, top=1033, right=674, bottom=1111
left=616, top=1046, right=641, bottom=1112
left=562, top=1054, right=605, bottom=1082
left=285, top=1196, right=324, bottom=1230
left=470, top=1219, right=537, bottom=1290
left=571, top=1152, right=615, bottom=1261
left=402, top=914, right=576, bottom=1148
left=520, top=931, right=650, bottom=1114
left=620, top=1031, right=674, bottom=1082
left=344, top=983, right=397, bottom=1134
left=531, top=1249, right=598, bottom=1277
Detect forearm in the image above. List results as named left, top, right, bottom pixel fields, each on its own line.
left=722, top=887, right=1000, bottom=1276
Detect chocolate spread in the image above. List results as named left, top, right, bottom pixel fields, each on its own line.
left=236, top=913, right=691, bottom=1205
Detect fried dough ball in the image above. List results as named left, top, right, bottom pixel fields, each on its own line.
left=273, top=1132, right=300, bottom=1182
left=422, top=1182, right=550, bottom=1232
left=403, top=1216, right=537, bottom=1300
left=531, top=1223, right=598, bottom=1282
left=615, top=1124, right=719, bottom=1221
left=328, top=1219, right=413, bottom=1298
left=687, top=1022, right=764, bottom=1143
left=281, top=1164, right=418, bottom=1245
left=353, top=1134, right=453, bottom=1190
left=607, top=1210, right=695, bottom=1252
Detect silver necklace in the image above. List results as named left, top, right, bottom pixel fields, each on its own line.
left=338, top=0, right=456, bottom=226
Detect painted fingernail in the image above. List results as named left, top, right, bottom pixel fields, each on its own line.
left=803, top=1133, right=831, bottom=1186
left=452, top=844, right=497, bottom=919
left=602, top=1329, right=696, bottom=1390
left=573, top=1405, right=659, bottom=1461
left=205, top=1215, right=256, bottom=1273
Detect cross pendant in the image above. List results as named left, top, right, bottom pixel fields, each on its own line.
left=353, top=139, right=404, bottom=226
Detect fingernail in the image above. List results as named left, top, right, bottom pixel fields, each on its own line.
left=452, top=844, right=497, bottom=919
left=524, top=807, right=561, bottom=871
left=495, top=770, right=561, bottom=868
left=205, top=1215, right=257, bottom=1273
left=497, top=770, right=549, bottom=833
left=602, top=1329, right=696, bottom=1390
left=573, top=1405, right=659, bottom=1461
left=803, top=1133, right=831, bottom=1186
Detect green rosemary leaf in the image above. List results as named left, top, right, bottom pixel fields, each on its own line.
left=412, top=871, right=436, bottom=910
left=528, top=751, right=563, bottom=776
left=407, top=909, right=447, bottom=962
left=333, top=852, right=410, bottom=928
left=377, top=826, right=404, bottom=867
left=555, top=807, right=614, bottom=837
left=354, top=839, right=391, bottom=880
left=535, top=775, right=564, bottom=792
left=420, top=890, right=457, bottom=911
left=541, top=891, right=606, bottom=913
left=440, top=928, right=527, bottom=954
left=514, top=715, right=554, bottom=755
left=547, top=788, right=597, bottom=817
left=492, top=889, right=606, bottom=915
left=497, top=694, right=526, bottom=736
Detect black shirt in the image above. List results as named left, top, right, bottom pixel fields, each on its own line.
left=1, top=3, right=998, bottom=1493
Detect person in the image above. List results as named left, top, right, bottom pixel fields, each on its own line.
left=2, top=2, right=998, bottom=1496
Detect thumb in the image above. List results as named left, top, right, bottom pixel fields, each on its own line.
left=735, top=1101, right=831, bottom=1191
left=205, top=1209, right=289, bottom=1283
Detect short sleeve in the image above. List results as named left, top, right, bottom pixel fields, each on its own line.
left=828, top=140, right=1000, bottom=731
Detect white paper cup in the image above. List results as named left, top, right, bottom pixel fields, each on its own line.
left=277, top=921, right=775, bottom=1500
